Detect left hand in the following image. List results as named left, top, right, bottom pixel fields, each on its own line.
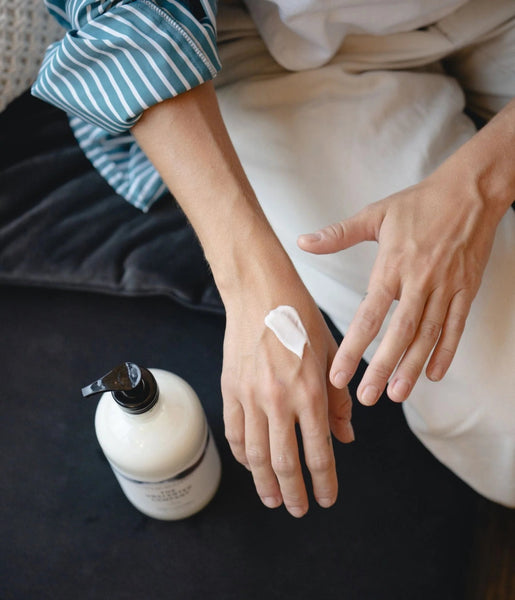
left=298, top=168, right=499, bottom=405
left=221, top=282, right=354, bottom=517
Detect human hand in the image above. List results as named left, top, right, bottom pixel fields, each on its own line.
left=221, top=282, right=354, bottom=518
left=298, top=169, right=500, bottom=406
left=131, top=83, right=354, bottom=516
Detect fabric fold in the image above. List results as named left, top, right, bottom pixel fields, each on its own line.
left=32, top=0, right=221, bottom=209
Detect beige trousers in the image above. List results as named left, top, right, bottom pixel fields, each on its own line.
left=214, top=0, right=515, bottom=506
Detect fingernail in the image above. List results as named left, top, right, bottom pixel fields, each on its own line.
left=428, top=365, right=444, bottom=382
left=299, top=232, right=321, bottom=243
left=332, top=371, right=348, bottom=388
left=262, top=496, right=282, bottom=509
left=289, top=506, right=307, bottom=518
left=317, top=497, right=335, bottom=508
left=391, top=379, right=410, bottom=401
left=361, top=385, right=379, bottom=406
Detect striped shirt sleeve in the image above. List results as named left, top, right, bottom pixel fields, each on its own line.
left=32, top=0, right=220, bottom=134
left=31, top=0, right=220, bottom=211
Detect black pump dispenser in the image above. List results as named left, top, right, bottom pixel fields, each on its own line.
left=82, top=362, right=159, bottom=414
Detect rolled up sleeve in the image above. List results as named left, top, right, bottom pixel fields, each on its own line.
left=32, top=0, right=220, bottom=211
left=33, top=0, right=220, bottom=133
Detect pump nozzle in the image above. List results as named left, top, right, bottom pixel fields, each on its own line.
left=82, top=362, right=159, bottom=414
left=81, top=362, right=142, bottom=397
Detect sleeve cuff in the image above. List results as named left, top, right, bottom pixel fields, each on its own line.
left=32, top=0, right=221, bottom=134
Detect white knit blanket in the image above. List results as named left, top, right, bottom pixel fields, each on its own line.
left=0, top=0, right=63, bottom=112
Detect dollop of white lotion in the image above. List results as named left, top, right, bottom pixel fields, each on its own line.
left=264, top=305, right=309, bottom=359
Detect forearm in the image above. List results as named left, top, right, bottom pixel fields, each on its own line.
left=133, top=82, right=354, bottom=518
left=131, top=82, right=301, bottom=307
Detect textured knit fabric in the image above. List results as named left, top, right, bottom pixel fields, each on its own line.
left=0, top=0, right=63, bottom=112
left=32, top=0, right=221, bottom=210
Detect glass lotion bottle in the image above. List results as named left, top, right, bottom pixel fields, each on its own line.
left=82, top=362, right=221, bottom=520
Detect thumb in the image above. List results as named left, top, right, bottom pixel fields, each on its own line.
left=297, top=205, right=381, bottom=255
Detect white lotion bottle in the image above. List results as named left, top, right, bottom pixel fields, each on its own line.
left=82, top=362, right=221, bottom=520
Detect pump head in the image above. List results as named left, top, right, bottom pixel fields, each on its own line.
left=81, top=362, right=159, bottom=414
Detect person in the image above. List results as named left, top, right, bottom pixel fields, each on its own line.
left=30, top=0, right=515, bottom=516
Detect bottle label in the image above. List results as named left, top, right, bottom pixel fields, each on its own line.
left=110, top=430, right=221, bottom=520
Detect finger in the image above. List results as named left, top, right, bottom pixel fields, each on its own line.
left=426, top=289, right=472, bottom=382
left=299, top=403, right=338, bottom=509
left=297, top=205, right=381, bottom=255
left=387, top=289, right=448, bottom=402
left=330, top=278, right=396, bottom=389
left=327, top=382, right=354, bottom=443
left=269, top=414, right=308, bottom=518
left=357, top=287, right=427, bottom=406
left=244, top=408, right=283, bottom=509
left=326, top=341, right=355, bottom=443
left=223, top=396, right=249, bottom=469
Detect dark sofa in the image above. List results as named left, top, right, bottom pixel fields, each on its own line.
left=0, top=92, right=512, bottom=600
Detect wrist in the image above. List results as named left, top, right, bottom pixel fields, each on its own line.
left=436, top=99, right=515, bottom=224
left=208, top=215, right=305, bottom=311
left=131, top=82, right=306, bottom=305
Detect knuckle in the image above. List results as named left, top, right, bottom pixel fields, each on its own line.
left=392, top=315, right=418, bottom=340
left=374, top=278, right=398, bottom=301
left=272, top=454, right=297, bottom=478
left=329, top=397, right=352, bottom=421
left=225, top=438, right=247, bottom=465
left=234, top=454, right=249, bottom=467
left=397, top=358, right=421, bottom=381
left=419, top=318, right=442, bottom=344
left=356, top=308, right=382, bottom=337
left=246, top=444, right=270, bottom=469
left=446, top=311, right=467, bottom=336
left=325, top=221, right=345, bottom=241
left=268, top=384, right=286, bottom=406
left=306, top=452, right=334, bottom=474
left=262, top=371, right=286, bottom=397
left=369, top=361, right=393, bottom=383
left=225, top=429, right=244, bottom=448
left=337, top=348, right=362, bottom=368
left=266, top=387, right=288, bottom=418
left=282, top=492, right=305, bottom=508
left=436, top=345, right=456, bottom=362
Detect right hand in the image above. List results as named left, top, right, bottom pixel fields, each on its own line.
left=221, top=280, right=355, bottom=518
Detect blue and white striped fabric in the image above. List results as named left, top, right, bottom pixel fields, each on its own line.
left=32, top=0, right=221, bottom=210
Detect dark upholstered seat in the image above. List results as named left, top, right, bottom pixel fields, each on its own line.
left=0, top=92, right=491, bottom=600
